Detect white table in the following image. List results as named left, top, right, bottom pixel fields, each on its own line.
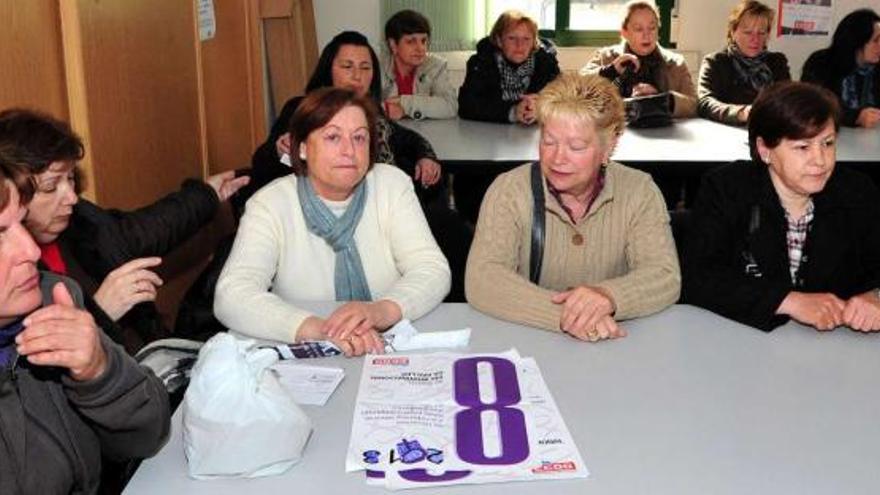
left=126, top=303, right=880, bottom=494
left=401, top=118, right=880, bottom=165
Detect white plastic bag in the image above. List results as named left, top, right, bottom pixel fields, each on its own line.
left=182, top=333, right=313, bottom=479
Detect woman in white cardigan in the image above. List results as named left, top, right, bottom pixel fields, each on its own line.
left=215, top=88, right=450, bottom=356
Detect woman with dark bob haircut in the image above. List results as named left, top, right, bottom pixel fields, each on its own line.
left=802, top=8, right=880, bottom=128
left=682, top=81, right=880, bottom=332
left=215, top=88, right=450, bottom=356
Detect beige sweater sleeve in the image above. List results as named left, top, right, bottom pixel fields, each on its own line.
left=465, top=172, right=564, bottom=332
left=592, top=175, right=681, bottom=319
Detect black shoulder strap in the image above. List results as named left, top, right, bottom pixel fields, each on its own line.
left=529, top=162, right=545, bottom=284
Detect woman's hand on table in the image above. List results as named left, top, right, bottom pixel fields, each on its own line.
left=552, top=286, right=623, bottom=342
left=514, top=95, right=538, bottom=125
left=777, top=291, right=845, bottom=331
left=322, top=300, right=402, bottom=339
left=843, top=291, right=880, bottom=332
left=855, top=108, right=880, bottom=128
left=298, top=315, right=386, bottom=357
left=564, top=314, right=626, bottom=342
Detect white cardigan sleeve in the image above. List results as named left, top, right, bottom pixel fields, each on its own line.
left=214, top=192, right=309, bottom=343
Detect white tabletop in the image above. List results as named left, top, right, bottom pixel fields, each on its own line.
left=401, top=118, right=879, bottom=165
left=126, top=303, right=880, bottom=495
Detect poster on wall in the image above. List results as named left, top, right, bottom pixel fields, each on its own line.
left=777, top=0, right=834, bottom=37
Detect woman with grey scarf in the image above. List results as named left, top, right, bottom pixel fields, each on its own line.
left=215, top=88, right=450, bottom=357
left=697, top=0, right=790, bottom=126
left=458, top=10, right=561, bottom=124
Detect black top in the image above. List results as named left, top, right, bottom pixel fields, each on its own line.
left=801, top=48, right=880, bottom=127
left=697, top=50, right=791, bottom=125
left=681, top=161, right=880, bottom=331
left=458, top=37, right=561, bottom=123
left=50, top=180, right=219, bottom=351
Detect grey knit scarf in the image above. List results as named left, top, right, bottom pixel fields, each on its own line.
left=297, top=175, right=372, bottom=301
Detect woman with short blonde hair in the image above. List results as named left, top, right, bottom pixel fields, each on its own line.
left=466, top=74, right=679, bottom=342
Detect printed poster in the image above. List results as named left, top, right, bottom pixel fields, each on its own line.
left=345, top=350, right=589, bottom=490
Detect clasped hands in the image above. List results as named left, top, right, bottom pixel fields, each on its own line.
left=778, top=290, right=880, bottom=332
left=297, top=300, right=402, bottom=356
left=553, top=285, right=626, bottom=343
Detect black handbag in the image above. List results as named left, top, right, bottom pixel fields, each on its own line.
left=624, top=92, right=674, bottom=128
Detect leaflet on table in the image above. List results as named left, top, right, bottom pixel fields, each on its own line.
left=346, top=350, right=588, bottom=489
left=271, top=362, right=344, bottom=406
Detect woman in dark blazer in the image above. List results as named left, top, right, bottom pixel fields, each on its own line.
left=697, top=0, right=790, bottom=126
left=682, top=82, right=880, bottom=332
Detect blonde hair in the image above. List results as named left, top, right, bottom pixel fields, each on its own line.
left=489, top=10, right=539, bottom=50
left=727, top=0, right=774, bottom=44
left=536, top=74, right=625, bottom=149
left=622, top=0, right=661, bottom=30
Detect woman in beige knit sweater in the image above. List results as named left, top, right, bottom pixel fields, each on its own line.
left=465, top=73, right=680, bottom=342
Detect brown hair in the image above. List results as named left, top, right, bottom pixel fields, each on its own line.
left=748, top=82, right=840, bottom=164
left=489, top=10, right=539, bottom=51
left=0, top=108, right=84, bottom=204
left=727, top=0, right=774, bottom=45
left=287, top=87, right=379, bottom=176
left=622, top=1, right=661, bottom=30
left=0, top=176, right=9, bottom=212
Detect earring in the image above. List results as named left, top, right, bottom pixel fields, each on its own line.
left=299, top=148, right=307, bottom=161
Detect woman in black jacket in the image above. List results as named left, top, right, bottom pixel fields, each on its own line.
left=243, top=31, right=443, bottom=207
left=0, top=109, right=248, bottom=352
left=458, top=10, right=560, bottom=124
left=697, top=0, right=790, bottom=126
left=801, top=8, right=880, bottom=128
left=682, top=82, right=880, bottom=332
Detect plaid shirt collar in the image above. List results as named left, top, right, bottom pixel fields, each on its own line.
left=784, top=200, right=815, bottom=286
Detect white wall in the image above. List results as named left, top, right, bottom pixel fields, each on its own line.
left=313, top=0, right=382, bottom=52
left=677, top=0, right=877, bottom=80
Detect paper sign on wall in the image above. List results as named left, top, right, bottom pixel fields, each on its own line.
left=777, top=0, right=833, bottom=37
left=197, top=0, right=216, bottom=41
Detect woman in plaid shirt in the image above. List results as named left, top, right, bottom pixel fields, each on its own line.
left=681, top=82, right=880, bottom=332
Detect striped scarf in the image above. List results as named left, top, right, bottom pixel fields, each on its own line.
left=727, top=44, right=774, bottom=92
